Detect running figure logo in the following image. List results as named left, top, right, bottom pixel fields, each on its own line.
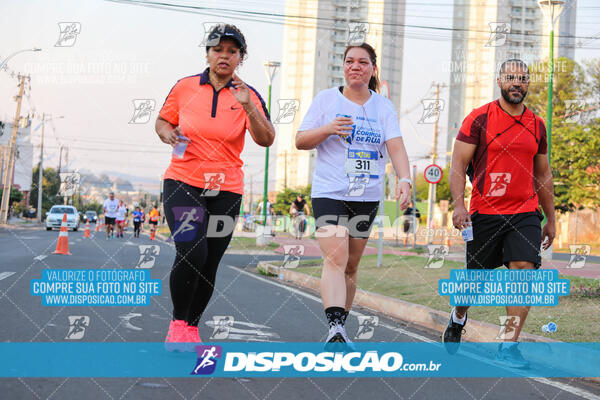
left=209, top=316, right=234, bottom=339
left=418, top=99, right=445, bottom=124
left=355, top=315, right=379, bottom=340
left=425, top=244, right=449, bottom=269
left=136, top=245, right=160, bottom=269
left=171, top=207, right=205, bottom=242
left=191, top=345, right=223, bottom=375
left=282, top=245, right=304, bottom=269
left=202, top=22, right=225, bottom=47
left=487, top=172, right=511, bottom=197
left=496, top=316, right=520, bottom=340
left=346, top=176, right=369, bottom=197
left=347, top=22, right=369, bottom=46
left=566, top=244, right=590, bottom=269
left=65, top=316, right=90, bottom=340
left=129, top=99, right=156, bottom=124
left=202, top=173, right=225, bottom=196
left=485, top=22, right=511, bottom=47
left=563, top=100, right=588, bottom=124
left=274, top=99, right=300, bottom=124
left=55, top=22, right=81, bottom=47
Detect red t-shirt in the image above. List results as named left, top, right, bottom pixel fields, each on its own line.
left=159, top=68, right=270, bottom=195
left=456, top=100, right=547, bottom=215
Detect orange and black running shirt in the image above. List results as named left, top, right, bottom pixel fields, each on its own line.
left=456, top=100, right=547, bottom=215
left=159, top=68, right=270, bottom=195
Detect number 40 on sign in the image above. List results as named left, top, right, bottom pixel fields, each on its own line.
left=424, top=164, right=443, bottom=184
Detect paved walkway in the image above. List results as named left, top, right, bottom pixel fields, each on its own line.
left=262, top=234, right=600, bottom=279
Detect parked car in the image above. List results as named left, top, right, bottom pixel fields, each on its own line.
left=82, top=210, right=98, bottom=224
left=46, top=205, right=80, bottom=231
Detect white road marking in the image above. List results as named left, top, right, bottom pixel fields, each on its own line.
left=33, top=255, right=47, bottom=261
left=226, top=265, right=600, bottom=400
left=0, top=272, right=16, bottom=281
left=119, top=313, right=143, bottom=331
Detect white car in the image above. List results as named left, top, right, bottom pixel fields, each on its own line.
left=46, top=205, right=80, bottom=231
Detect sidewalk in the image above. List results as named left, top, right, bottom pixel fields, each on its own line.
left=265, top=234, right=600, bottom=279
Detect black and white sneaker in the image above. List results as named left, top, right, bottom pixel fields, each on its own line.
left=325, top=323, right=354, bottom=351
left=442, top=309, right=467, bottom=355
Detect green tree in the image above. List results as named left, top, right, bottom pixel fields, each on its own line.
left=527, top=57, right=586, bottom=127
left=29, top=166, right=61, bottom=217
left=273, top=186, right=312, bottom=215
left=415, top=165, right=451, bottom=204
left=0, top=187, right=23, bottom=205
left=552, top=123, right=600, bottom=212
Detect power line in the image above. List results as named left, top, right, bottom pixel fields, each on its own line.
left=105, top=0, right=599, bottom=42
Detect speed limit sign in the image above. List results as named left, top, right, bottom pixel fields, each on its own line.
left=424, top=164, right=443, bottom=184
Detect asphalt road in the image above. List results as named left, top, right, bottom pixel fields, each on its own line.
left=0, top=226, right=599, bottom=400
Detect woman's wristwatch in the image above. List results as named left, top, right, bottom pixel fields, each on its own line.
left=399, top=177, right=412, bottom=187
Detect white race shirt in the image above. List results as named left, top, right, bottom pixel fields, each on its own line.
left=299, top=87, right=402, bottom=201
left=103, top=198, right=120, bottom=218
left=116, top=205, right=127, bottom=221
left=256, top=201, right=272, bottom=216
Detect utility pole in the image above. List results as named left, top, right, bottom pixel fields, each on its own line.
left=249, top=173, right=254, bottom=214
left=426, top=83, right=441, bottom=245
left=284, top=151, right=288, bottom=190
left=63, top=147, right=69, bottom=205
left=36, top=113, right=46, bottom=223
left=412, top=164, right=418, bottom=248
left=0, top=74, right=27, bottom=224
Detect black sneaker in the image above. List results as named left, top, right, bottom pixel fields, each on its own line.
left=495, top=343, right=530, bottom=369
left=442, top=311, right=467, bottom=355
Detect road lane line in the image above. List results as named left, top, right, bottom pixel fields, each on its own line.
left=0, top=272, right=16, bottom=281
left=226, top=265, right=600, bottom=400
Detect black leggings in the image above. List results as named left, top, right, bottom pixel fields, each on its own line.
left=163, top=179, right=242, bottom=326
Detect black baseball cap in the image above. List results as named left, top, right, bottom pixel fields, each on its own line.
left=206, top=24, right=246, bottom=51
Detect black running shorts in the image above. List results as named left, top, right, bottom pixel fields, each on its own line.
left=466, top=211, right=543, bottom=269
left=312, top=197, right=379, bottom=239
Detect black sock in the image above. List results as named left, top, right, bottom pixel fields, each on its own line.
left=325, top=307, right=346, bottom=327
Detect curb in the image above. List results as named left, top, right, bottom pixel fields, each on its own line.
left=257, top=261, right=554, bottom=343
left=257, top=261, right=600, bottom=382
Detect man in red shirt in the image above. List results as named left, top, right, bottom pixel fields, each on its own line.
left=443, top=59, right=556, bottom=368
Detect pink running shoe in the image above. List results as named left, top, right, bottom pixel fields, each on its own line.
left=164, top=320, right=188, bottom=352
left=185, top=325, right=202, bottom=344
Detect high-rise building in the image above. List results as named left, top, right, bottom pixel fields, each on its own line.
left=446, top=0, right=577, bottom=161
left=274, top=0, right=406, bottom=191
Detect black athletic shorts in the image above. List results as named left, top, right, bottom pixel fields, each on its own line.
left=312, top=197, right=379, bottom=239
left=466, top=211, right=543, bottom=269
left=149, top=220, right=158, bottom=226
left=105, top=217, right=116, bottom=225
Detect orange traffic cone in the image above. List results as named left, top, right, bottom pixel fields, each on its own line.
left=95, top=222, right=100, bottom=232
left=84, top=221, right=91, bottom=238
left=53, top=213, right=71, bottom=255
left=445, top=234, right=451, bottom=249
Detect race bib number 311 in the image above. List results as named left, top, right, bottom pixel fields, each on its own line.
left=345, top=149, right=379, bottom=178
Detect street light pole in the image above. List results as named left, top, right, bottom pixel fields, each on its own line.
left=0, top=47, right=41, bottom=225
left=0, top=74, right=27, bottom=224
left=0, top=47, right=41, bottom=71
left=261, top=61, right=280, bottom=230
left=538, top=0, right=565, bottom=164
left=37, top=114, right=64, bottom=223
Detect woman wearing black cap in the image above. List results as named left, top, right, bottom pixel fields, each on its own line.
left=155, top=24, right=275, bottom=351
